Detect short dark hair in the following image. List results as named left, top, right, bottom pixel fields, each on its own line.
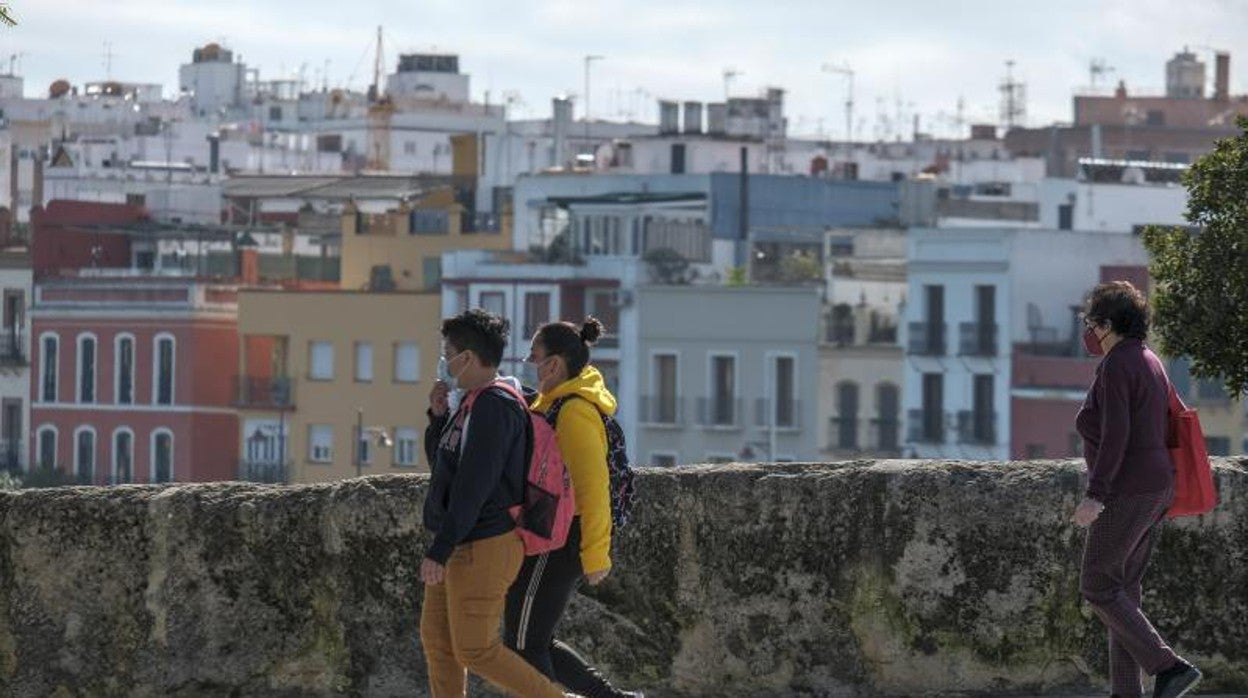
left=1084, top=281, right=1149, bottom=340
left=534, top=316, right=603, bottom=377
left=442, top=308, right=509, bottom=367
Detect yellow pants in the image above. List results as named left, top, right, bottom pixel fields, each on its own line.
left=419, top=530, right=565, bottom=698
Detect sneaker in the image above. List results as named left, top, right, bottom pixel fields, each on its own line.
left=1153, top=659, right=1202, bottom=698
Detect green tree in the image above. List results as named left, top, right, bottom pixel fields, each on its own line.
left=644, top=247, right=691, bottom=285
left=0, top=4, right=15, bottom=26
left=1142, top=116, right=1248, bottom=397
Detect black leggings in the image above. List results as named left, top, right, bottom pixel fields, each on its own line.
left=503, top=519, right=630, bottom=698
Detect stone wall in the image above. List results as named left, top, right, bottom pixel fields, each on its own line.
left=1, top=459, right=1245, bottom=696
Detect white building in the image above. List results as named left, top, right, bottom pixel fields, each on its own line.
left=902, top=226, right=1151, bottom=460
left=0, top=247, right=31, bottom=473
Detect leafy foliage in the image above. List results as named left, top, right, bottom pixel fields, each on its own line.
left=1142, top=116, right=1248, bottom=397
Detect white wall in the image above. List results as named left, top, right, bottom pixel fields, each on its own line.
left=1038, top=178, right=1188, bottom=232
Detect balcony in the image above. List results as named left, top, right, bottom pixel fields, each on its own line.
left=827, top=416, right=860, bottom=451
left=235, top=376, right=295, bottom=410
left=957, top=410, right=998, bottom=446
left=754, top=398, right=803, bottom=430
left=907, top=408, right=946, bottom=444
left=639, top=395, right=684, bottom=427
left=908, top=322, right=947, bottom=357
left=868, top=418, right=903, bottom=455
left=0, top=330, right=25, bottom=365
left=697, top=397, right=743, bottom=430
left=959, top=323, right=998, bottom=358
left=238, top=460, right=291, bottom=484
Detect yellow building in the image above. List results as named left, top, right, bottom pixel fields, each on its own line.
left=237, top=289, right=442, bottom=482
left=339, top=187, right=512, bottom=292
left=235, top=186, right=515, bottom=483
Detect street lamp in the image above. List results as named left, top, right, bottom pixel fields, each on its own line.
left=354, top=407, right=394, bottom=478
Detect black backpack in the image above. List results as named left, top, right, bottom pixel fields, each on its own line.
left=547, top=396, right=638, bottom=529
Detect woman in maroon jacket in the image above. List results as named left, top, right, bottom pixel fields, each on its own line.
left=1074, top=281, right=1201, bottom=698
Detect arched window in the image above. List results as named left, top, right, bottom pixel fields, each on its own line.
left=39, top=333, right=59, bottom=402
left=112, top=428, right=134, bottom=484
left=36, top=425, right=57, bottom=470
left=151, top=429, right=173, bottom=483
left=77, top=333, right=98, bottom=403
left=153, top=334, right=175, bottom=406
left=74, top=426, right=96, bottom=484
left=835, top=381, right=860, bottom=450
left=115, top=334, right=135, bottom=405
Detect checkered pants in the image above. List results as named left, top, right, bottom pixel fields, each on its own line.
left=1080, top=487, right=1178, bottom=697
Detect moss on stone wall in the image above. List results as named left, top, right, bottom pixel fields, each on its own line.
left=0, top=460, right=1244, bottom=696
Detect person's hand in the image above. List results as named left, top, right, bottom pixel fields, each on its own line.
left=420, top=558, right=446, bottom=586
left=1072, top=497, right=1105, bottom=527
left=429, top=381, right=450, bottom=418
left=585, top=568, right=610, bottom=586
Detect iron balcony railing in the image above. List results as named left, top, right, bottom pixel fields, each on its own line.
left=696, top=397, right=744, bottom=429
left=907, top=408, right=946, bottom=444
left=959, top=322, right=998, bottom=357
left=639, top=395, right=684, bottom=426
left=239, top=459, right=291, bottom=484
left=908, top=322, right=947, bottom=357
left=235, top=376, right=295, bottom=410
left=753, top=398, right=802, bottom=429
left=957, top=410, right=998, bottom=446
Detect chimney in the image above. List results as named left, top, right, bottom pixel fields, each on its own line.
left=551, top=96, right=572, bottom=167
left=207, top=133, right=221, bottom=174
left=683, top=101, right=703, bottom=134
left=239, top=247, right=259, bottom=285
left=1215, top=52, right=1230, bottom=102
left=658, top=101, right=680, bottom=135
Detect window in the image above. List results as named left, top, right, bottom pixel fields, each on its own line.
left=154, top=335, right=174, bottom=405
left=1205, top=436, right=1231, bottom=457
left=394, top=343, right=419, bottom=383
left=309, top=341, right=334, bottom=381
left=269, top=105, right=283, bottom=121
left=670, top=143, right=686, bottom=174
left=356, top=427, right=373, bottom=465
left=479, top=291, right=505, bottom=318
left=152, top=430, right=173, bottom=483
left=115, top=335, right=134, bottom=405
left=308, top=425, right=333, bottom=463
left=404, top=141, right=417, bottom=156
left=651, top=453, right=677, bottom=468
left=37, top=426, right=56, bottom=469
left=653, top=353, right=678, bottom=424
left=394, top=427, right=418, bottom=466
left=113, top=429, right=133, bottom=484
left=524, top=292, right=551, bottom=338
left=40, top=334, right=58, bottom=402
left=708, top=354, right=737, bottom=426
left=876, top=383, right=900, bottom=452
left=77, top=334, right=97, bottom=403
left=772, top=356, right=796, bottom=428
left=972, top=375, right=995, bottom=444
left=1058, top=203, right=1074, bottom=230
left=921, top=373, right=944, bottom=443
left=584, top=290, right=619, bottom=343
left=354, top=342, right=374, bottom=383
left=423, top=257, right=442, bottom=291
left=836, top=382, right=860, bottom=450
left=75, top=427, right=95, bottom=484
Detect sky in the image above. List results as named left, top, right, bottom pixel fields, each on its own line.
left=4, top=0, right=1248, bottom=139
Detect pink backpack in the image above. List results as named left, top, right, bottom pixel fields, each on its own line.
left=460, top=381, right=576, bottom=556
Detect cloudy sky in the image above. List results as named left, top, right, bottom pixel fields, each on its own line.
left=5, top=0, right=1248, bottom=138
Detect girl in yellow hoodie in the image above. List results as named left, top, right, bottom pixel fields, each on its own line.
left=503, top=317, right=643, bottom=698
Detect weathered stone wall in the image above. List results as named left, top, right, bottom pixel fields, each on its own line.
left=1, top=459, right=1245, bottom=697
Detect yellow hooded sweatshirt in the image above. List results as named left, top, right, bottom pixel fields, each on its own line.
left=531, top=365, right=616, bottom=574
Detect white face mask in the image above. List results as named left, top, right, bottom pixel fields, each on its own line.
left=438, top=350, right=468, bottom=391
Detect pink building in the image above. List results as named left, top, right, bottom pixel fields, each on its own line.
left=29, top=279, right=241, bottom=483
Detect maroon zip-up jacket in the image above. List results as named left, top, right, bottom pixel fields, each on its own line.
left=1075, top=337, right=1175, bottom=502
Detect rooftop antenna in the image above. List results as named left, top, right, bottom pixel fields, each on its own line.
left=1089, top=58, right=1115, bottom=91
left=822, top=62, right=854, bottom=142
left=723, top=68, right=742, bottom=99
left=999, top=59, right=1027, bottom=131
left=370, top=25, right=384, bottom=102
left=102, top=41, right=117, bottom=80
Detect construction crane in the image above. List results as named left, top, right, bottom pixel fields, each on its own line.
left=822, top=62, right=855, bottom=143
left=365, top=26, right=394, bottom=171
